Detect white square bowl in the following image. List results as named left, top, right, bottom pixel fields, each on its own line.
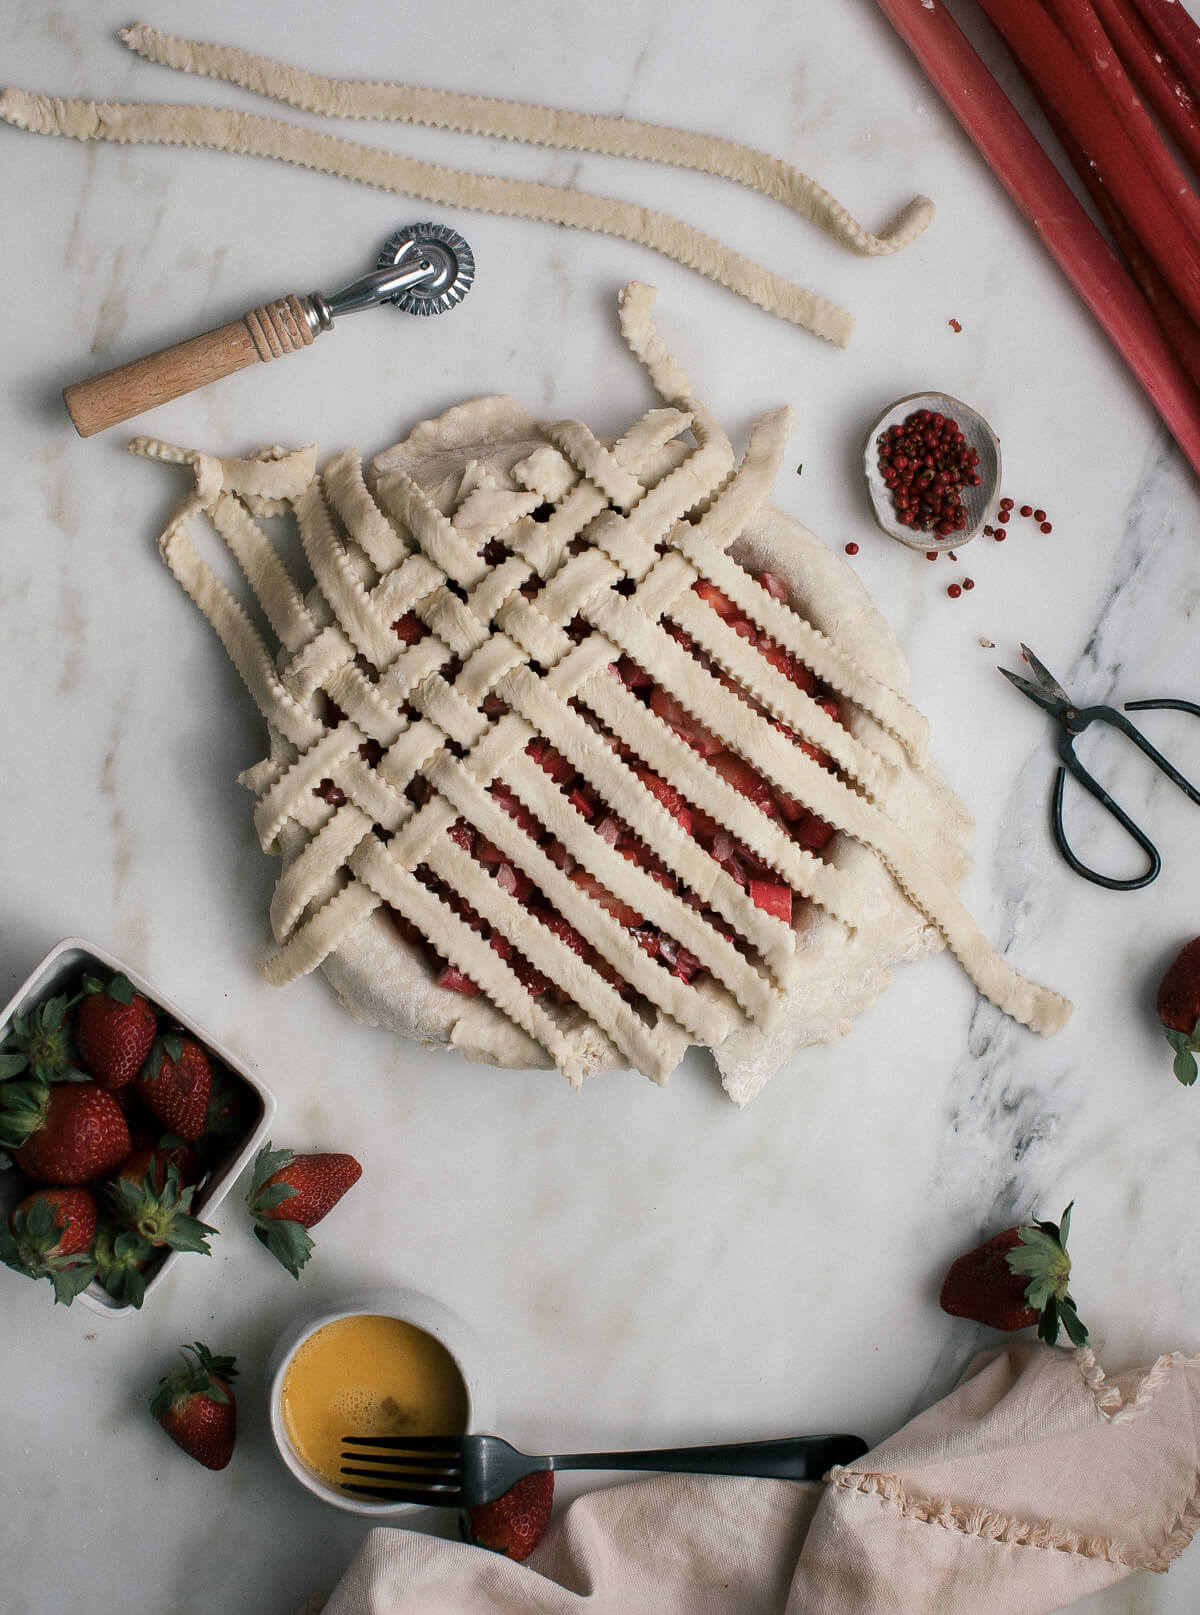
left=0, top=937, right=276, bottom=1317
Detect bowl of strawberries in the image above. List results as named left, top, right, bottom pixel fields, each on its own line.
left=0, top=937, right=275, bottom=1315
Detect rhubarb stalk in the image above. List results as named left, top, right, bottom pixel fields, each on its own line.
left=872, top=0, right=1200, bottom=479
left=1090, top=0, right=1200, bottom=178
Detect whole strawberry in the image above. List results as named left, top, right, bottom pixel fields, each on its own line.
left=0, top=1187, right=98, bottom=1304
left=246, top=1143, right=362, bottom=1278
left=135, top=1032, right=212, bottom=1141
left=151, top=1342, right=238, bottom=1470
left=1156, top=937, right=1200, bottom=1086
left=0, top=990, right=80, bottom=1084
left=940, top=1203, right=1088, bottom=1346
left=92, top=1221, right=154, bottom=1309
left=105, top=1161, right=217, bottom=1255
left=464, top=1472, right=554, bottom=1562
left=74, top=974, right=158, bottom=1090
left=0, top=1078, right=132, bottom=1184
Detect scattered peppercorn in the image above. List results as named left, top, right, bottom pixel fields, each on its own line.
left=1040, top=521, right=1053, bottom=533
left=844, top=542, right=859, bottom=555
left=947, top=583, right=962, bottom=598
left=1033, top=509, right=1046, bottom=522
left=926, top=551, right=939, bottom=561
left=949, top=317, right=963, bottom=332
left=994, top=526, right=1007, bottom=540
left=1019, top=504, right=1033, bottom=518
left=963, top=577, right=975, bottom=590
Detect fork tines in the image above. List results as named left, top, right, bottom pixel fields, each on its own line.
left=339, top=1434, right=464, bottom=1500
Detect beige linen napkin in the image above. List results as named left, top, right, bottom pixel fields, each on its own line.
left=318, top=1344, right=1200, bottom=1615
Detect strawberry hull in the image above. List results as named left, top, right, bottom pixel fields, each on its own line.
left=0, top=938, right=276, bottom=1317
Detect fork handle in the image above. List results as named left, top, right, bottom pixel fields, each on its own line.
left=548, top=1434, right=867, bottom=1480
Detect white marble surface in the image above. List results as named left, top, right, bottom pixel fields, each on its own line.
left=2, top=2, right=1199, bottom=1611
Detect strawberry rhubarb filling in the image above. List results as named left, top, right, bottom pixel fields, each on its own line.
left=358, top=569, right=845, bottom=1010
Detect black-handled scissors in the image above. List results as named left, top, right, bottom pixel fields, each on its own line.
left=998, top=645, right=1200, bottom=890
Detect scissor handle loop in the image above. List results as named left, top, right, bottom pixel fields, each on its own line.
left=1050, top=761, right=1161, bottom=891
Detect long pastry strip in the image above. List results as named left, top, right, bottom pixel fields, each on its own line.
left=119, top=23, right=933, bottom=259
left=0, top=90, right=852, bottom=343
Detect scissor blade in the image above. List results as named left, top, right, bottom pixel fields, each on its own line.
left=997, top=663, right=1063, bottom=714
left=1018, top=644, right=1072, bottom=703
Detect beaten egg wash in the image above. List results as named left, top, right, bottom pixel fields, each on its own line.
left=281, top=1314, right=469, bottom=1489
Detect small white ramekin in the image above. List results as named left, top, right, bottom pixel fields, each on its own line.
left=267, top=1285, right=495, bottom=1515
left=0, top=936, right=276, bottom=1317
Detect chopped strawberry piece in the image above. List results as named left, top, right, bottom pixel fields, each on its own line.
left=314, top=778, right=347, bottom=806
left=475, top=838, right=506, bottom=865
left=435, top=964, right=479, bottom=996
left=392, top=611, right=426, bottom=644
left=749, top=879, right=793, bottom=923
left=693, top=579, right=738, bottom=618
left=729, top=615, right=757, bottom=641
left=543, top=839, right=572, bottom=871
left=632, top=926, right=663, bottom=961
left=755, top=570, right=789, bottom=602
left=820, top=696, right=843, bottom=724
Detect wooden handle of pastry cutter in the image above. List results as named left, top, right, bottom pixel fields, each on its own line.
left=62, top=295, right=316, bottom=437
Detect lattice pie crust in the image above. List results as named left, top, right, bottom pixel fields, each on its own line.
left=133, top=284, right=1069, bottom=1103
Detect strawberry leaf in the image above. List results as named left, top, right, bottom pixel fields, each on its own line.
left=253, top=1217, right=314, bottom=1279
left=1058, top=1298, right=1090, bottom=1347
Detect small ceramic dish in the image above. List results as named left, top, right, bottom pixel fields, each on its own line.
left=0, top=937, right=275, bottom=1317
left=864, top=391, right=1002, bottom=552
left=267, top=1285, right=496, bottom=1516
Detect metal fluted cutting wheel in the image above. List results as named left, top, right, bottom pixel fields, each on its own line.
left=378, top=223, right=475, bottom=316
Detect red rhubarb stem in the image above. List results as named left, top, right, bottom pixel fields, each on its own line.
left=975, top=0, right=1200, bottom=327
left=1092, top=0, right=1200, bottom=178
left=1127, top=0, right=1200, bottom=95
left=1042, top=0, right=1200, bottom=232
left=873, top=0, right=1200, bottom=479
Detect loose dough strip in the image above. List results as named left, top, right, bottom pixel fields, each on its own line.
left=119, top=22, right=934, bottom=259
left=0, top=89, right=848, bottom=341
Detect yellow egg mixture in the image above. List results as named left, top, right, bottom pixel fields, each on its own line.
left=281, top=1313, right=469, bottom=1489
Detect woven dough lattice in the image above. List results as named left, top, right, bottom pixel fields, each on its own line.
left=134, top=283, right=1069, bottom=1093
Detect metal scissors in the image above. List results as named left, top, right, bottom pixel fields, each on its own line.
left=998, top=645, right=1200, bottom=890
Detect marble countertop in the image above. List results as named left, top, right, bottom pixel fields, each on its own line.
left=2, top=2, right=1199, bottom=1611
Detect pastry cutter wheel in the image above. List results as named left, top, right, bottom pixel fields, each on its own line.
left=62, top=222, right=475, bottom=438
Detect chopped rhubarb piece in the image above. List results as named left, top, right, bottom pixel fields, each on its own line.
left=488, top=781, right=538, bottom=832
left=707, top=751, right=778, bottom=815
left=567, top=788, right=595, bottom=819
left=495, top=862, right=519, bottom=896
left=649, top=687, right=722, bottom=756
left=633, top=766, right=694, bottom=833
left=749, top=879, right=793, bottom=923
left=693, top=579, right=738, bottom=618
left=447, top=819, right=475, bottom=852
left=314, top=778, right=347, bottom=806
left=729, top=615, right=757, bottom=641
left=435, top=964, right=479, bottom=996
left=594, top=815, right=622, bottom=846
left=474, top=838, right=506, bottom=865
left=569, top=868, right=644, bottom=928
left=793, top=813, right=836, bottom=851
left=392, top=611, right=426, bottom=644
left=538, top=911, right=590, bottom=959
left=359, top=738, right=384, bottom=767
left=820, top=695, right=842, bottom=724
left=755, top=570, right=789, bottom=602
left=615, top=655, right=653, bottom=690
left=631, top=925, right=663, bottom=961
left=525, top=738, right=575, bottom=783
left=669, top=944, right=702, bottom=982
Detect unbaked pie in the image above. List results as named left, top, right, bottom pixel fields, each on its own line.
left=133, top=284, right=1069, bottom=1102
